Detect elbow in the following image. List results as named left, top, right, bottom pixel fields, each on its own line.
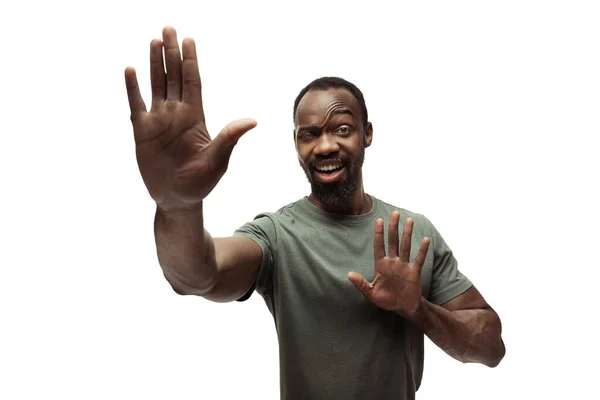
left=167, top=279, right=197, bottom=296
left=484, top=312, right=506, bottom=368
left=170, top=282, right=195, bottom=296
left=163, top=271, right=218, bottom=297
left=485, top=339, right=506, bottom=368
left=485, top=357, right=502, bottom=369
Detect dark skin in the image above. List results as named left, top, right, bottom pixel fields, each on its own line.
left=296, top=88, right=505, bottom=368
left=125, top=26, right=505, bottom=368
left=294, top=88, right=373, bottom=215
left=348, top=214, right=506, bottom=367
left=125, top=27, right=261, bottom=298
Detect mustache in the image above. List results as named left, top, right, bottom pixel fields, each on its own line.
left=309, top=155, right=350, bottom=169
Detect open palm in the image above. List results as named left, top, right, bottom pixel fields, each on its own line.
left=348, top=212, right=430, bottom=320
left=124, top=27, right=256, bottom=211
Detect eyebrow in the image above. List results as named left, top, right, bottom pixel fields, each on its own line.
left=296, top=108, right=354, bottom=133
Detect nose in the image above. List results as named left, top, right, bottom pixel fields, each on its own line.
left=314, top=133, right=340, bottom=156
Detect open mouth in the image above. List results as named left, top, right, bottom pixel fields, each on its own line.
left=313, top=162, right=346, bottom=183
left=315, top=164, right=344, bottom=174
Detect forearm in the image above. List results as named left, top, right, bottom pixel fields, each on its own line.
left=409, top=298, right=505, bottom=367
left=154, top=203, right=218, bottom=295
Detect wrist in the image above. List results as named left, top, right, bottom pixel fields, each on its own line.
left=155, top=201, right=205, bottom=231
left=156, top=200, right=203, bottom=216
left=404, top=297, right=432, bottom=332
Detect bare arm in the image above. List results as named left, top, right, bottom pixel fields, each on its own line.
left=155, top=204, right=262, bottom=302
left=348, top=214, right=505, bottom=368
left=125, top=26, right=261, bottom=302
left=410, top=286, right=506, bottom=368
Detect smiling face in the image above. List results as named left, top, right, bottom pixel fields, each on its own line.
left=294, top=88, right=373, bottom=208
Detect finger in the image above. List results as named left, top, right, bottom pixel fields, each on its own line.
left=399, top=218, right=414, bottom=262
left=124, top=67, right=147, bottom=120
left=162, top=26, right=182, bottom=102
left=181, top=38, right=204, bottom=114
left=388, top=211, right=400, bottom=258
left=150, top=39, right=166, bottom=107
left=211, top=118, right=258, bottom=159
left=373, top=218, right=386, bottom=260
left=347, top=272, right=373, bottom=300
left=413, top=237, right=431, bottom=272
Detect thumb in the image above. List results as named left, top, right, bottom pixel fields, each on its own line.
left=348, top=272, right=374, bottom=300
left=211, top=118, right=257, bottom=158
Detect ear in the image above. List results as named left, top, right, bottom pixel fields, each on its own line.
left=364, top=122, right=373, bottom=148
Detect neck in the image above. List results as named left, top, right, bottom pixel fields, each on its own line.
left=308, top=181, right=371, bottom=216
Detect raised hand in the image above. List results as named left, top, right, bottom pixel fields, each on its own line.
left=348, top=212, right=430, bottom=320
left=125, top=27, right=257, bottom=211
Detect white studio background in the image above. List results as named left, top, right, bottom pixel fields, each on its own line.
left=1, top=1, right=599, bottom=399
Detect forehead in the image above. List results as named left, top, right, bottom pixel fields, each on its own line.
left=295, top=88, right=361, bottom=125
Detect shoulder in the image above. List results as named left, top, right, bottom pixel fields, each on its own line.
left=234, top=198, right=307, bottom=238
left=252, top=198, right=306, bottom=224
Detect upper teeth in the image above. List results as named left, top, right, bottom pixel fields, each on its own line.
left=317, top=164, right=341, bottom=171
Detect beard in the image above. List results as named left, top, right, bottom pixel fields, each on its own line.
left=300, top=147, right=365, bottom=208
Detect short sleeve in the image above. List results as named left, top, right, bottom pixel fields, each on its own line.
left=233, top=213, right=277, bottom=301
left=426, top=218, right=473, bottom=305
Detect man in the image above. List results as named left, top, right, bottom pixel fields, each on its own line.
left=125, top=27, right=505, bottom=400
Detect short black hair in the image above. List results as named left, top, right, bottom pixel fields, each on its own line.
left=293, top=77, right=368, bottom=128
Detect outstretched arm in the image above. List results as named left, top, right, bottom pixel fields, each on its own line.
left=125, top=27, right=260, bottom=300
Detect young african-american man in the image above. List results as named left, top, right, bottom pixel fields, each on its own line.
left=124, top=27, right=506, bottom=400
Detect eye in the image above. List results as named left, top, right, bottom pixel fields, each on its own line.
left=335, top=125, right=352, bottom=135
left=297, top=131, right=317, bottom=141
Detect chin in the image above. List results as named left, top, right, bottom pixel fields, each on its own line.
left=310, top=180, right=358, bottom=207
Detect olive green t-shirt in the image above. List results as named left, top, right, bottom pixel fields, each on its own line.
left=234, top=195, right=472, bottom=400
